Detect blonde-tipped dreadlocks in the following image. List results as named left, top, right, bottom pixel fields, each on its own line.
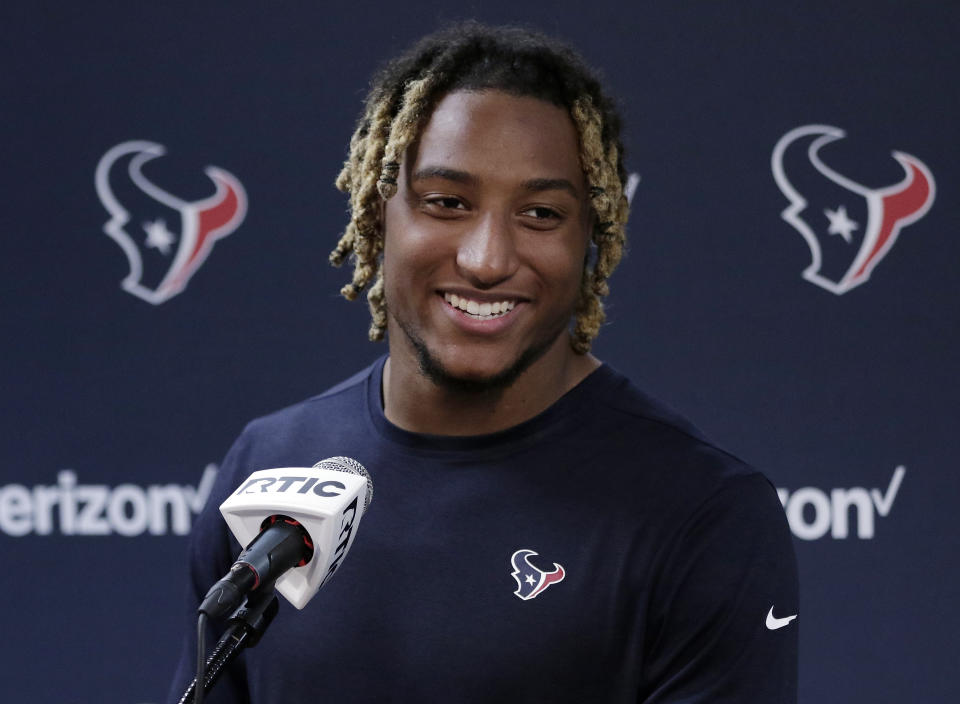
left=331, top=22, right=629, bottom=353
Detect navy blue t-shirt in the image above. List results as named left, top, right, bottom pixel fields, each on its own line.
left=169, top=357, right=798, bottom=703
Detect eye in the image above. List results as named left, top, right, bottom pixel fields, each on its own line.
left=421, top=195, right=468, bottom=213
left=519, top=205, right=563, bottom=228
left=523, top=206, right=560, bottom=219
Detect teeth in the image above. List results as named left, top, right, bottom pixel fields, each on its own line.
left=443, top=293, right=517, bottom=320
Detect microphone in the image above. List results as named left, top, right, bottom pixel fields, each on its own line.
left=199, top=457, right=373, bottom=618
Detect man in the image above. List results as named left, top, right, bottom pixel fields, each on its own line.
left=169, top=22, right=798, bottom=703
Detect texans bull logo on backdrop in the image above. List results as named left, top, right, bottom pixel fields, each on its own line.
left=771, top=125, right=935, bottom=294
left=95, top=140, right=247, bottom=304
left=510, top=549, right=565, bottom=601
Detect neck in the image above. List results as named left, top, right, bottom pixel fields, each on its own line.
left=382, top=336, right=600, bottom=436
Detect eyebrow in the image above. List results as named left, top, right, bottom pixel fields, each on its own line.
left=412, top=166, right=581, bottom=199
left=411, top=166, right=477, bottom=186
left=521, top=177, right=580, bottom=199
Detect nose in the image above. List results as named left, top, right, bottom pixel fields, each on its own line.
left=455, top=212, right=520, bottom=287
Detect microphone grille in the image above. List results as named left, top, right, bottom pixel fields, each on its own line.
left=312, top=456, right=373, bottom=511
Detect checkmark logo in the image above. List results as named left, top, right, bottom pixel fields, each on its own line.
left=765, top=606, right=797, bottom=630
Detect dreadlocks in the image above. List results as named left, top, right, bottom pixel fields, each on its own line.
left=330, top=22, right=629, bottom=353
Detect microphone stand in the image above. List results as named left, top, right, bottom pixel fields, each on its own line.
left=177, top=585, right=279, bottom=704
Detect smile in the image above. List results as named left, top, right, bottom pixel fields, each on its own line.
left=443, top=292, right=517, bottom=321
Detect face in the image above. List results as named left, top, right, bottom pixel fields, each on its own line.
left=381, top=90, right=592, bottom=390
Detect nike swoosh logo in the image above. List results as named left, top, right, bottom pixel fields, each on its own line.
left=765, top=606, right=797, bottom=630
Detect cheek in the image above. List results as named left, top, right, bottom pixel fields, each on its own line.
left=381, top=203, right=447, bottom=308
left=522, top=235, right=589, bottom=295
left=381, top=200, right=420, bottom=278
left=383, top=200, right=464, bottom=277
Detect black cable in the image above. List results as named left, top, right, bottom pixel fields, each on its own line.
left=195, top=611, right=207, bottom=704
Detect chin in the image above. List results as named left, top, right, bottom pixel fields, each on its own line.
left=391, top=308, right=571, bottom=395
left=417, top=344, right=535, bottom=394
left=411, top=327, right=572, bottom=394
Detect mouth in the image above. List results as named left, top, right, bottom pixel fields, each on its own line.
left=442, top=292, right=518, bottom=321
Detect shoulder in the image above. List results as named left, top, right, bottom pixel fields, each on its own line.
left=593, top=371, right=799, bottom=699
left=582, top=364, right=765, bottom=497
left=239, top=359, right=379, bottom=446
left=571, top=365, right=792, bottom=577
left=207, top=358, right=382, bottom=494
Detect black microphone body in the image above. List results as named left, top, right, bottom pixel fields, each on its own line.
left=199, top=516, right=313, bottom=619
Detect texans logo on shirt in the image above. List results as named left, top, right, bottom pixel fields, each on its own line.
left=510, top=548, right=565, bottom=600
left=95, top=140, right=247, bottom=304
left=771, top=124, right=935, bottom=294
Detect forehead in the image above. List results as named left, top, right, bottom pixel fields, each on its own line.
left=410, top=90, right=584, bottom=186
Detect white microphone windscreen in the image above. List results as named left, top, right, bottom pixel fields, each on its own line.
left=313, top=456, right=373, bottom=513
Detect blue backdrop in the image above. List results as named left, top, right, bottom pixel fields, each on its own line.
left=2, top=1, right=957, bottom=702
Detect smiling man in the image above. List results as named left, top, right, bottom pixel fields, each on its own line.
left=170, top=22, right=798, bottom=704
left=380, top=89, right=599, bottom=435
